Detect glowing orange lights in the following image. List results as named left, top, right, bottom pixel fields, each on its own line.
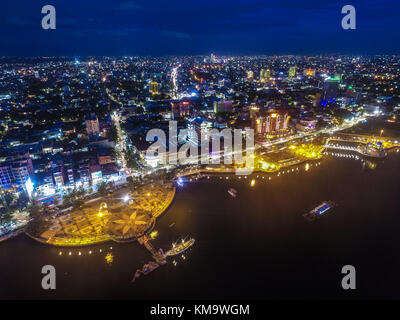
left=105, top=253, right=114, bottom=264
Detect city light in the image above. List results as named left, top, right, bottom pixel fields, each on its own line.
left=105, top=253, right=114, bottom=264
left=25, top=178, right=34, bottom=199
left=1, top=27, right=400, bottom=301
left=150, top=230, right=158, bottom=239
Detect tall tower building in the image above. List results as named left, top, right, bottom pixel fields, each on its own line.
left=321, top=78, right=340, bottom=106
left=260, top=69, right=270, bottom=82
left=149, top=81, right=159, bottom=95
left=289, top=67, right=296, bottom=78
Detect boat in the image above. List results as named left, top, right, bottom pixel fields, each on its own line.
left=228, top=188, right=237, bottom=198
left=303, top=201, right=337, bottom=221
left=132, top=260, right=161, bottom=282
left=166, top=237, right=195, bottom=256
left=131, top=261, right=161, bottom=283
left=169, top=222, right=176, bottom=228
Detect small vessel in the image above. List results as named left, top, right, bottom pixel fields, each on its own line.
left=131, top=261, right=161, bottom=283
left=169, top=222, right=176, bottom=228
left=228, top=188, right=237, bottom=198
left=303, top=201, right=337, bottom=221
left=166, top=237, right=195, bottom=256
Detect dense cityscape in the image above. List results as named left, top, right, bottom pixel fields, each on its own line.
left=1, top=53, right=400, bottom=301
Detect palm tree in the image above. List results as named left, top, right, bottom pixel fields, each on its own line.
left=111, top=212, right=148, bottom=236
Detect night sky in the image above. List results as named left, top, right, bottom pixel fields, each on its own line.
left=1, top=0, right=399, bottom=56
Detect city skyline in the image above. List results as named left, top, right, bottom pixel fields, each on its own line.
left=2, top=0, right=400, bottom=308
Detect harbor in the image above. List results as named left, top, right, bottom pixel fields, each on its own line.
left=132, top=236, right=195, bottom=283
left=2, top=153, right=400, bottom=299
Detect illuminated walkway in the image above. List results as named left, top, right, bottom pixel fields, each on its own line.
left=33, top=182, right=176, bottom=247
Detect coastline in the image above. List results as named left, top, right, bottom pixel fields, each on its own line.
left=0, top=227, right=26, bottom=243
left=25, top=184, right=177, bottom=248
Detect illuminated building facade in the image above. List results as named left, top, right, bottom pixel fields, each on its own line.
left=0, top=153, right=34, bottom=191
left=187, top=117, right=212, bottom=145
left=260, top=69, right=270, bottom=82
left=171, top=100, right=193, bottom=119
left=252, top=110, right=290, bottom=137
left=321, top=78, right=340, bottom=106
left=304, top=68, right=316, bottom=77
left=345, top=86, right=361, bottom=105
left=149, top=81, right=159, bottom=95
left=53, top=170, right=64, bottom=189
left=214, top=100, right=233, bottom=113
left=85, top=113, right=100, bottom=136
left=289, top=66, right=296, bottom=78
left=295, top=118, right=317, bottom=132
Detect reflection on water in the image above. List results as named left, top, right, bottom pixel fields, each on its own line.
left=364, top=160, right=377, bottom=170
left=105, top=253, right=114, bottom=265
left=1, top=153, right=400, bottom=299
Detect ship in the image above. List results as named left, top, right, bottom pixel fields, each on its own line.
left=166, top=237, right=195, bottom=256
left=131, top=260, right=161, bottom=283
left=303, top=201, right=337, bottom=221
left=228, top=188, right=237, bottom=198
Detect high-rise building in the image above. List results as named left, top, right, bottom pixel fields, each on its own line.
left=0, top=153, right=34, bottom=191
left=345, top=86, right=361, bottom=105
left=171, top=100, right=193, bottom=119
left=149, top=81, right=159, bottom=95
left=289, top=67, right=296, bottom=78
left=252, top=110, right=290, bottom=137
left=322, top=78, right=340, bottom=104
left=247, top=71, right=254, bottom=80
left=53, top=170, right=64, bottom=189
left=214, top=100, right=233, bottom=113
left=187, top=117, right=212, bottom=145
left=260, top=69, right=270, bottom=82
left=66, top=168, right=75, bottom=187
left=85, top=113, right=100, bottom=136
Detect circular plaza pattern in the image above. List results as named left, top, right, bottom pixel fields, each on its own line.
left=37, top=182, right=175, bottom=246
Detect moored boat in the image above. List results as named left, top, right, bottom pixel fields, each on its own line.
left=228, top=188, right=237, bottom=198
left=166, top=238, right=195, bottom=256
left=303, top=201, right=337, bottom=221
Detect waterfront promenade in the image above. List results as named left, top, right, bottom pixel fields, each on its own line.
left=30, top=182, right=176, bottom=247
